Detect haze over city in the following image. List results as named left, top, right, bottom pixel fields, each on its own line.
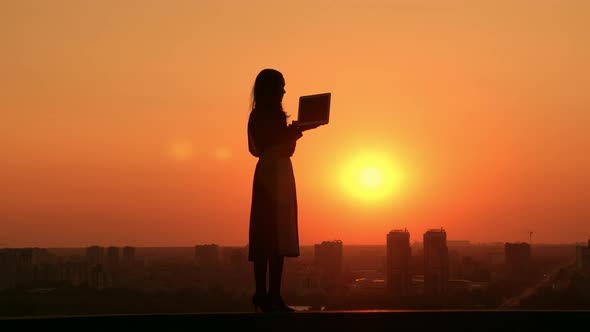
left=2, top=0, right=589, bottom=247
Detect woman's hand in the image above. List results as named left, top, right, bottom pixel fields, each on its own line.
left=291, top=120, right=321, bottom=132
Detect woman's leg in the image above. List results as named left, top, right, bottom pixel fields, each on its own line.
left=268, top=256, right=294, bottom=311
left=253, top=258, right=268, bottom=296
left=268, top=256, right=284, bottom=298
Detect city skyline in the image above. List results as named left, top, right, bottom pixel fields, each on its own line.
left=2, top=230, right=578, bottom=250
left=1, top=236, right=585, bottom=249
left=2, top=232, right=585, bottom=307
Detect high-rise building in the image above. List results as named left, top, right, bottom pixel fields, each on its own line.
left=423, top=228, right=449, bottom=295
left=386, top=229, right=411, bottom=296
left=504, top=242, right=531, bottom=275
left=195, top=244, right=220, bottom=269
left=86, top=246, right=105, bottom=266
left=0, top=248, right=55, bottom=289
left=293, top=263, right=323, bottom=297
left=229, top=247, right=247, bottom=271
left=576, top=240, right=590, bottom=274
left=58, top=262, right=88, bottom=287
left=122, top=246, right=135, bottom=265
left=89, top=264, right=112, bottom=289
left=106, top=246, right=120, bottom=267
left=314, top=240, right=343, bottom=294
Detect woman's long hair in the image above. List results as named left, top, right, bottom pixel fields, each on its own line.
left=250, top=68, right=285, bottom=115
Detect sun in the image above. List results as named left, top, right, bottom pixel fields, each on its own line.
left=359, top=167, right=384, bottom=189
left=339, top=152, right=404, bottom=203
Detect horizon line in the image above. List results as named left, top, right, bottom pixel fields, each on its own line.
left=3, top=241, right=588, bottom=249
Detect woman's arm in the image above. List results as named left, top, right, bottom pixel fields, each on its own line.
left=250, top=112, right=302, bottom=158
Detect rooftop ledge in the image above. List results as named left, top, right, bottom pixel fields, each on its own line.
left=2, top=310, right=589, bottom=331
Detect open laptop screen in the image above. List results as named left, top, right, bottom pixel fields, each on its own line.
left=297, top=92, right=331, bottom=126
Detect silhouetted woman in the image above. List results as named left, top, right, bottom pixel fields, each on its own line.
left=247, top=69, right=316, bottom=313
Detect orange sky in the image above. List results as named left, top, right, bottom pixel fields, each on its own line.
left=1, top=0, right=589, bottom=247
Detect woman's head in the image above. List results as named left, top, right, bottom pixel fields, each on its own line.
left=251, top=68, right=286, bottom=112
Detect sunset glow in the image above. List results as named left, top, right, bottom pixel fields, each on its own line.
left=1, top=0, right=589, bottom=247
left=340, top=152, right=405, bottom=204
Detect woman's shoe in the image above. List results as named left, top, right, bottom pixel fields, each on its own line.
left=252, top=293, right=270, bottom=313
left=267, top=295, right=295, bottom=313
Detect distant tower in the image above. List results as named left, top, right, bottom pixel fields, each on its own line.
left=122, top=246, right=136, bottom=265
left=106, top=246, right=120, bottom=268
left=576, top=240, right=590, bottom=274
left=505, top=242, right=531, bottom=276
left=314, top=240, right=343, bottom=295
left=229, top=247, right=247, bottom=271
left=423, top=228, right=449, bottom=296
left=195, top=244, right=220, bottom=269
left=386, top=229, right=412, bottom=296
left=86, top=246, right=105, bottom=266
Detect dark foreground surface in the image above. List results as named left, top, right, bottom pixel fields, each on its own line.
left=2, top=310, right=589, bottom=331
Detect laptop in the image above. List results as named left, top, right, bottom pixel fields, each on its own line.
left=297, top=92, right=331, bottom=127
